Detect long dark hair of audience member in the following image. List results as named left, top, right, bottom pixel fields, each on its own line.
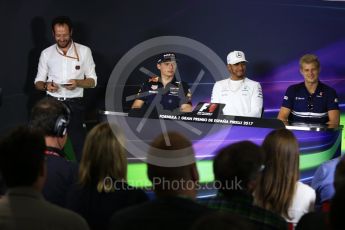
left=254, top=129, right=315, bottom=224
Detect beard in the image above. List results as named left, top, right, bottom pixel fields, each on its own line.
left=57, top=39, right=71, bottom=49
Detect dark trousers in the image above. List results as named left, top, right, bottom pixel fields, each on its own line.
left=47, top=96, right=86, bottom=161
left=63, top=99, right=86, bottom=162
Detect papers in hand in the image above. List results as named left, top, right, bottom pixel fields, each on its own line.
left=60, top=82, right=73, bottom=86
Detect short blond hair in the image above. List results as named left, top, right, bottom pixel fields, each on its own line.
left=299, top=54, right=320, bottom=69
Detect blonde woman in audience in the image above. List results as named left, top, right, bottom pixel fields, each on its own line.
left=254, top=129, right=315, bottom=225
left=65, top=122, right=148, bottom=230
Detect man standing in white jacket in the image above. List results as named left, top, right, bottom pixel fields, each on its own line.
left=211, top=50, right=263, bottom=117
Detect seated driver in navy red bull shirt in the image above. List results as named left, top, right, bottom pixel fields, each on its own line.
left=131, top=52, right=192, bottom=116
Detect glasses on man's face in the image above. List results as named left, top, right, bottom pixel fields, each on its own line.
left=307, top=95, right=314, bottom=111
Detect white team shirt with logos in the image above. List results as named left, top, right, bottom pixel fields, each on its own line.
left=211, top=78, right=263, bottom=117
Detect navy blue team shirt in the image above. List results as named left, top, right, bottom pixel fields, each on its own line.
left=136, top=76, right=192, bottom=112
left=281, top=81, right=339, bottom=124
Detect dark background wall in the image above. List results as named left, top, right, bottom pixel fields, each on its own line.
left=1, top=0, right=345, bottom=134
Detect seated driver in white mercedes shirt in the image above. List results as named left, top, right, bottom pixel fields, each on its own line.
left=211, top=50, right=263, bottom=118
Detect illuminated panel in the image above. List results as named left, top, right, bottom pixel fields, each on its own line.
left=124, top=117, right=342, bottom=187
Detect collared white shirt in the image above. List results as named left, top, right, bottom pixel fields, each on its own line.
left=34, top=41, right=97, bottom=98
left=211, top=77, right=263, bottom=117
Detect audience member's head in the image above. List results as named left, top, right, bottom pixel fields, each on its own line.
left=147, top=132, right=199, bottom=197
left=0, top=126, right=46, bottom=190
left=30, top=97, right=70, bottom=138
left=213, top=141, right=264, bottom=196
left=333, top=157, right=345, bottom=192
left=255, top=129, right=299, bottom=220
left=330, top=185, right=345, bottom=230
left=190, top=212, right=254, bottom=230
left=79, top=122, right=127, bottom=192
left=329, top=157, right=345, bottom=229
left=0, top=172, right=5, bottom=196
left=30, top=97, right=70, bottom=152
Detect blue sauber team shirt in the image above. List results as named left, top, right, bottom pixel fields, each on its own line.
left=282, top=82, right=339, bottom=124
left=135, top=76, right=192, bottom=112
